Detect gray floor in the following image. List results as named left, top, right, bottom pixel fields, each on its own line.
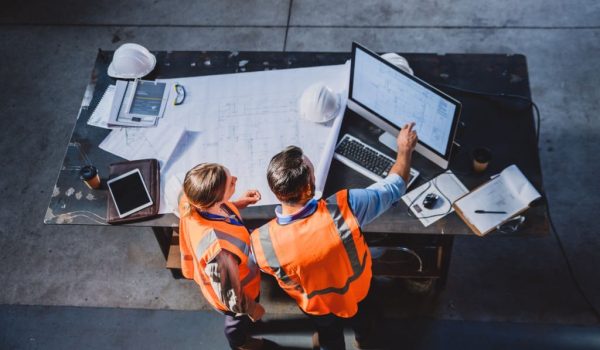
left=2, top=304, right=600, bottom=350
left=1, top=0, right=600, bottom=347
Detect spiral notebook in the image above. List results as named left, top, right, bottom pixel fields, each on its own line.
left=87, top=85, right=116, bottom=129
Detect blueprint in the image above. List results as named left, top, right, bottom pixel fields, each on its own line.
left=120, top=63, right=351, bottom=214
left=99, top=121, right=185, bottom=166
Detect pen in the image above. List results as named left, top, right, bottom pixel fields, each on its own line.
left=475, top=210, right=507, bottom=214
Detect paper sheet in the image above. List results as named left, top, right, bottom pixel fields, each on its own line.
left=401, top=172, right=468, bottom=227
left=87, top=85, right=116, bottom=129
left=99, top=122, right=185, bottom=165
left=454, top=165, right=541, bottom=234
left=155, top=64, right=349, bottom=213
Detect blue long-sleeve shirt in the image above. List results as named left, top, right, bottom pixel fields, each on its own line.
left=275, top=174, right=406, bottom=226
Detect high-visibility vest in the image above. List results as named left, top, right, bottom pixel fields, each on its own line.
left=251, top=190, right=372, bottom=318
left=179, top=197, right=260, bottom=313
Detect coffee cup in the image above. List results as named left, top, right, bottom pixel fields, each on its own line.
left=80, top=165, right=101, bottom=189
left=472, top=147, right=492, bottom=173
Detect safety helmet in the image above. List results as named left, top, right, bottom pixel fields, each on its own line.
left=381, top=53, right=413, bottom=75
left=108, top=43, right=156, bottom=79
left=299, top=83, right=341, bottom=124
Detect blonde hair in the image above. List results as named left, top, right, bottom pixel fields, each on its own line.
left=182, top=163, right=227, bottom=217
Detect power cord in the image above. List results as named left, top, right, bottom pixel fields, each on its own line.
left=405, top=170, right=457, bottom=220
left=432, top=82, right=600, bottom=322
left=434, top=82, right=541, bottom=144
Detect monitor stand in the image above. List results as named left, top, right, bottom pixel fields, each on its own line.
left=378, top=132, right=397, bottom=152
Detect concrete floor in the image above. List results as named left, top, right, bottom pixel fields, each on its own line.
left=1, top=0, right=600, bottom=348
left=2, top=304, right=600, bottom=350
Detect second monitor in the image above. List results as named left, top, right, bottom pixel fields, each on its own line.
left=348, top=42, right=462, bottom=169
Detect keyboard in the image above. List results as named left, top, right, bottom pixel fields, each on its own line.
left=334, top=134, right=419, bottom=188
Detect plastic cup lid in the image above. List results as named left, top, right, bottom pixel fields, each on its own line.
left=80, top=165, right=97, bottom=180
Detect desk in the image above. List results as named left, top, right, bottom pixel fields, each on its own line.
left=45, top=50, right=549, bottom=287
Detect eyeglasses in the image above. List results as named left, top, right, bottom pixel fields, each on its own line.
left=496, top=215, right=526, bottom=234
left=174, top=83, right=186, bottom=105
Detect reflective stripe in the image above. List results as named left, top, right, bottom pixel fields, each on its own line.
left=258, top=225, right=297, bottom=287
left=196, top=229, right=250, bottom=259
left=214, top=229, right=250, bottom=256
left=302, top=195, right=366, bottom=298
left=196, top=230, right=218, bottom=259
left=325, top=196, right=363, bottom=276
left=305, top=250, right=368, bottom=298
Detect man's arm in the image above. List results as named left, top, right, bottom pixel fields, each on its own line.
left=344, top=122, right=418, bottom=227
left=390, top=122, right=418, bottom=183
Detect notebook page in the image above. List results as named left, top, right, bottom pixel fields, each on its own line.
left=503, top=165, right=541, bottom=206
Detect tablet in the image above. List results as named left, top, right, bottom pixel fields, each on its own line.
left=126, top=80, right=169, bottom=119
left=107, top=168, right=154, bottom=218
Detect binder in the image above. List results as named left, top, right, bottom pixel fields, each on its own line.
left=106, top=158, right=160, bottom=224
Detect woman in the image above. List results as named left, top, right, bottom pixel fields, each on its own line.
left=179, top=163, right=272, bottom=350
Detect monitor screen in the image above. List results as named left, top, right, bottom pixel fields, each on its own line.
left=349, top=43, right=461, bottom=166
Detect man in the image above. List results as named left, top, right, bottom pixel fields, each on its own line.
left=251, top=123, right=418, bottom=350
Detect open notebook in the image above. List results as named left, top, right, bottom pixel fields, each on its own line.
left=453, top=165, right=541, bottom=236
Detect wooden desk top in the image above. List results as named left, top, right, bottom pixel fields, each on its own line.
left=45, top=50, right=548, bottom=237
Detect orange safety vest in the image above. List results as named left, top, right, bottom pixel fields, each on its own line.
left=251, top=190, right=372, bottom=318
left=179, top=196, right=260, bottom=313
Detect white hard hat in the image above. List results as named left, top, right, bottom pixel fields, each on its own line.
left=381, top=53, right=413, bottom=75
left=299, top=83, right=341, bottom=123
left=108, top=43, right=156, bottom=79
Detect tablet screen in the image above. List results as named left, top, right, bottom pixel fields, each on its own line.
left=107, top=169, right=153, bottom=217
left=128, top=80, right=167, bottom=117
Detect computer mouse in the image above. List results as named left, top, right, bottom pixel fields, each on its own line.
left=298, top=83, right=341, bottom=123
left=422, top=193, right=440, bottom=209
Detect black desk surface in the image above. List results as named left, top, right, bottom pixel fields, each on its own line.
left=45, top=50, right=548, bottom=237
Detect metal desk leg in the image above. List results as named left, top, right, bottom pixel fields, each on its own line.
left=436, top=235, right=455, bottom=291
left=152, top=227, right=182, bottom=279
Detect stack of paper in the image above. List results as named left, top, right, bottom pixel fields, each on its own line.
left=88, top=85, right=116, bottom=129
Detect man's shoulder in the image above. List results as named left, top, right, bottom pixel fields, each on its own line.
left=325, top=189, right=349, bottom=203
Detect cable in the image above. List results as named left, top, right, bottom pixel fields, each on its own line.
left=433, top=82, right=541, bottom=143
left=405, top=170, right=458, bottom=220
left=547, top=198, right=600, bottom=322
left=434, top=82, right=600, bottom=322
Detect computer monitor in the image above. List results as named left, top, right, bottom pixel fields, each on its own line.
left=348, top=42, right=462, bottom=169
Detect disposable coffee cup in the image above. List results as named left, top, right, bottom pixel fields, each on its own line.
left=80, top=165, right=101, bottom=189
left=472, top=147, right=492, bottom=173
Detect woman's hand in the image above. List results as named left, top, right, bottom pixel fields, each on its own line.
left=232, top=189, right=262, bottom=209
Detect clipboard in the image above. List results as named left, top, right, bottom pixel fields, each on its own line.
left=108, top=80, right=169, bottom=127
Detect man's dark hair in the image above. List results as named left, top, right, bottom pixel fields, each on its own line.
left=267, top=146, right=313, bottom=204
